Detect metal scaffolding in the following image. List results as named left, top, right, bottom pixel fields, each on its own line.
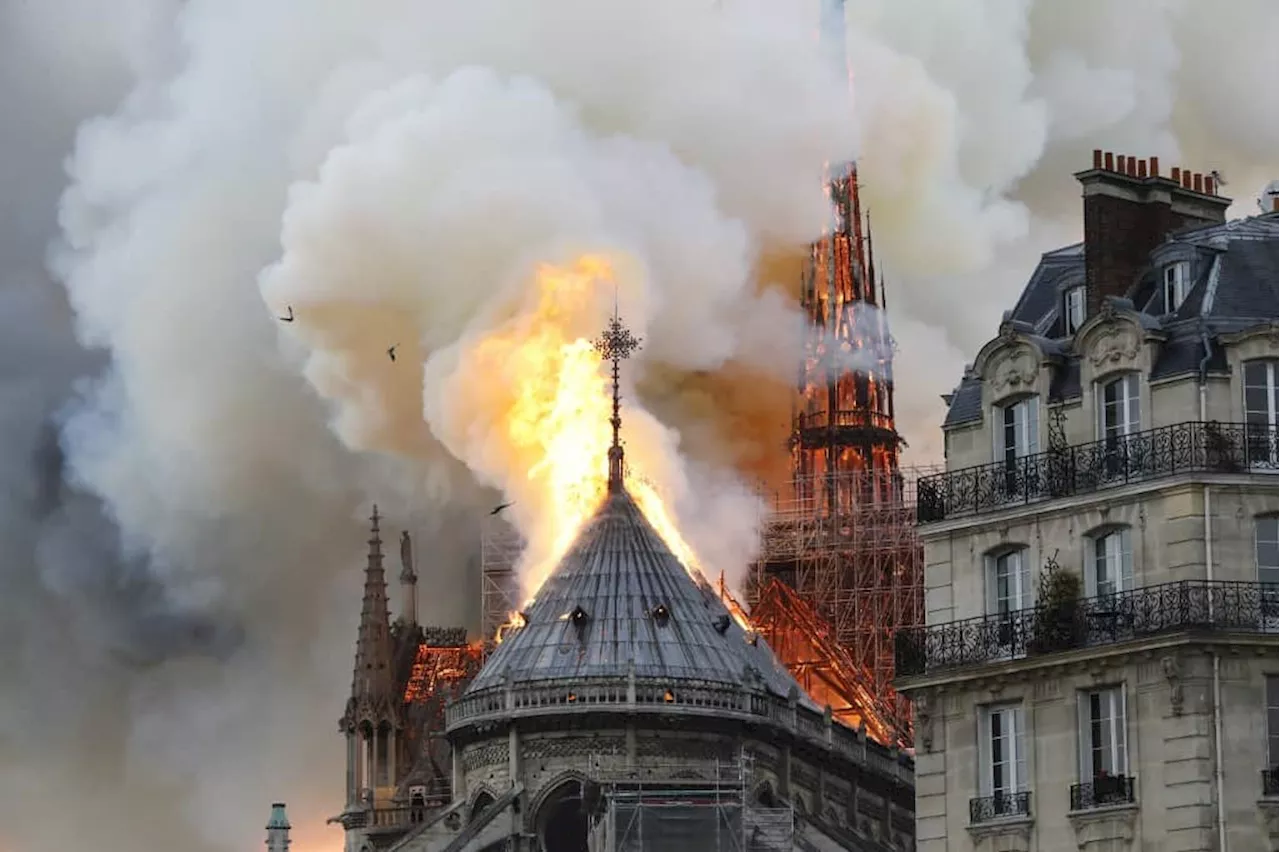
left=480, top=516, right=523, bottom=641
left=591, top=753, right=793, bottom=852
left=747, top=465, right=938, bottom=746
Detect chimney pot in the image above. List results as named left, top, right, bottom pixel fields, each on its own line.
left=1193, top=173, right=1203, bottom=194
left=1104, top=152, right=1115, bottom=171
left=1184, top=171, right=1193, bottom=189
left=1149, top=156, right=1159, bottom=178
left=1171, top=166, right=1181, bottom=183
left=1126, top=156, right=1137, bottom=176
left=1273, top=196, right=1278, bottom=213
left=1093, top=149, right=1103, bottom=169
left=1137, top=160, right=1148, bottom=179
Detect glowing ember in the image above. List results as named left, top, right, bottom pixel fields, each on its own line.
left=465, top=255, right=710, bottom=633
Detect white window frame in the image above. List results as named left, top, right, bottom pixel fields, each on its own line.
left=1078, top=686, right=1128, bottom=780
left=978, top=703, right=1028, bottom=798
left=987, top=549, right=1034, bottom=616
left=1097, top=373, right=1141, bottom=440
left=1267, top=675, right=1279, bottom=771
left=1259, top=516, right=1279, bottom=587
left=994, top=395, right=1040, bottom=464
left=1064, top=286, right=1086, bottom=335
left=1088, top=528, right=1134, bottom=598
left=1163, top=261, right=1190, bottom=313
left=1244, top=360, right=1279, bottom=470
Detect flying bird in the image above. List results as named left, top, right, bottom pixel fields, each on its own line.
left=490, top=501, right=515, bottom=515
left=1210, top=169, right=1228, bottom=187
left=387, top=345, right=398, bottom=362
left=278, top=305, right=294, bottom=323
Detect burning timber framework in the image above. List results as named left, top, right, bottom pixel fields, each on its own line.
left=748, top=466, right=938, bottom=747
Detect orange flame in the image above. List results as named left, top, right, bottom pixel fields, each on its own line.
left=462, top=255, right=708, bottom=619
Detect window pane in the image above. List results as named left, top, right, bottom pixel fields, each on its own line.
left=1268, top=676, right=1279, bottom=769
left=1258, top=516, right=1279, bottom=585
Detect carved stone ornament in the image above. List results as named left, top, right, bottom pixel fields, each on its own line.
left=967, top=816, right=1032, bottom=852
left=1258, top=799, right=1277, bottom=850
left=914, top=692, right=934, bottom=753
left=1068, top=803, right=1138, bottom=850
left=1161, top=655, right=1184, bottom=717
left=1089, top=323, right=1141, bottom=369
left=988, top=347, right=1038, bottom=398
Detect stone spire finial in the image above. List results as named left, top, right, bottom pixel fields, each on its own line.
left=593, top=309, right=641, bottom=493
left=265, top=802, right=291, bottom=852
left=348, top=504, right=395, bottom=709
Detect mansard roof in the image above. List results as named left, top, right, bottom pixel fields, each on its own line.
left=464, top=487, right=811, bottom=705
left=943, top=211, right=1278, bottom=428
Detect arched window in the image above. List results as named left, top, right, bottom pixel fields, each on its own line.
left=1097, top=373, right=1140, bottom=440
left=985, top=547, right=1033, bottom=616
left=1086, top=527, right=1133, bottom=598
left=1244, top=359, right=1278, bottom=468
left=994, top=395, right=1040, bottom=463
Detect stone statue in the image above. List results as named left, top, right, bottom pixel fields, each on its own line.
left=400, top=531, right=415, bottom=580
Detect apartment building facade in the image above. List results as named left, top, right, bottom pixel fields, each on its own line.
left=896, top=151, right=1279, bottom=852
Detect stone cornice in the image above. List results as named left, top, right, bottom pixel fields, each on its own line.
left=966, top=815, right=1033, bottom=852
left=896, top=633, right=1277, bottom=696
left=1068, top=802, right=1138, bottom=848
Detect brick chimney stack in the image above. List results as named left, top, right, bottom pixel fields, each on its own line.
left=1076, top=149, right=1232, bottom=320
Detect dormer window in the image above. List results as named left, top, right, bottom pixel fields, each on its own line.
left=1163, top=261, right=1190, bottom=313
left=1064, top=285, right=1086, bottom=335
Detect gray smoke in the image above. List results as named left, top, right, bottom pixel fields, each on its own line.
left=0, top=2, right=1275, bottom=851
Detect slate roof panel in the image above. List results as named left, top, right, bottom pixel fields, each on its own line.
left=465, top=488, right=810, bottom=704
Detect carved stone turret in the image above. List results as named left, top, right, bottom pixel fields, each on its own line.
left=399, top=530, right=418, bottom=628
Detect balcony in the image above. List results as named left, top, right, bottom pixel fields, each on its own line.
left=969, top=791, right=1032, bottom=824
left=895, top=580, right=1278, bottom=679
left=917, top=421, right=1278, bottom=523
left=1265, top=767, right=1279, bottom=798
left=1070, top=775, right=1136, bottom=810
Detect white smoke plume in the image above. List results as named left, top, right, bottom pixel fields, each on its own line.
left=0, top=1, right=1274, bottom=850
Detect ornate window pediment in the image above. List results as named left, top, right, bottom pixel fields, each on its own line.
left=974, top=334, right=1043, bottom=404
left=1080, top=319, right=1142, bottom=374
left=1222, top=323, right=1280, bottom=363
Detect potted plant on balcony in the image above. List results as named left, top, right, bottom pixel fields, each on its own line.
left=1203, top=421, right=1242, bottom=473
left=1029, top=554, right=1083, bottom=655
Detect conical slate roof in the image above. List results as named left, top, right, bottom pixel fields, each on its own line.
left=466, top=487, right=813, bottom=705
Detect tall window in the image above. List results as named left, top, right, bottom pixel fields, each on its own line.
left=979, top=704, right=1028, bottom=803
left=1259, top=516, right=1279, bottom=586
left=1078, top=687, right=1128, bottom=779
left=1261, top=516, right=1279, bottom=634
left=987, top=549, right=1033, bottom=615
left=1098, top=374, right=1141, bottom=440
left=1163, top=261, right=1190, bottom=313
left=996, top=396, right=1040, bottom=462
left=1244, top=359, right=1279, bottom=468
left=1064, top=286, right=1086, bottom=335
left=1089, top=528, right=1133, bottom=598
left=1268, top=676, right=1278, bottom=773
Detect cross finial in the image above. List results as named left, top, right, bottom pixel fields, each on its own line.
left=593, top=308, right=641, bottom=492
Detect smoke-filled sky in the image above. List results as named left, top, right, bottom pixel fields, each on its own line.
left=0, top=1, right=1274, bottom=850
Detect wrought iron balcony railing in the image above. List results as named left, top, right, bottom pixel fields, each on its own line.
left=895, top=580, right=1278, bottom=678
left=917, top=421, right=1278, bottom=523
left=1264, top=767, right=1279, bottom=798
left=969, top=791, right=1031, bottom=824
left=1070, top=775, right=1135, bottom=810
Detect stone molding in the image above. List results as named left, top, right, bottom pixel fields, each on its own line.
left=1259, top=798, right=1278, bottom=852
left=987, top=345, right=1039, bottom=401
left=966, top=816, right=1033, bottom=852
left=1087, top=321, right=1141, bottom=371
left=1068, top=802, right=1138, bottom=850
